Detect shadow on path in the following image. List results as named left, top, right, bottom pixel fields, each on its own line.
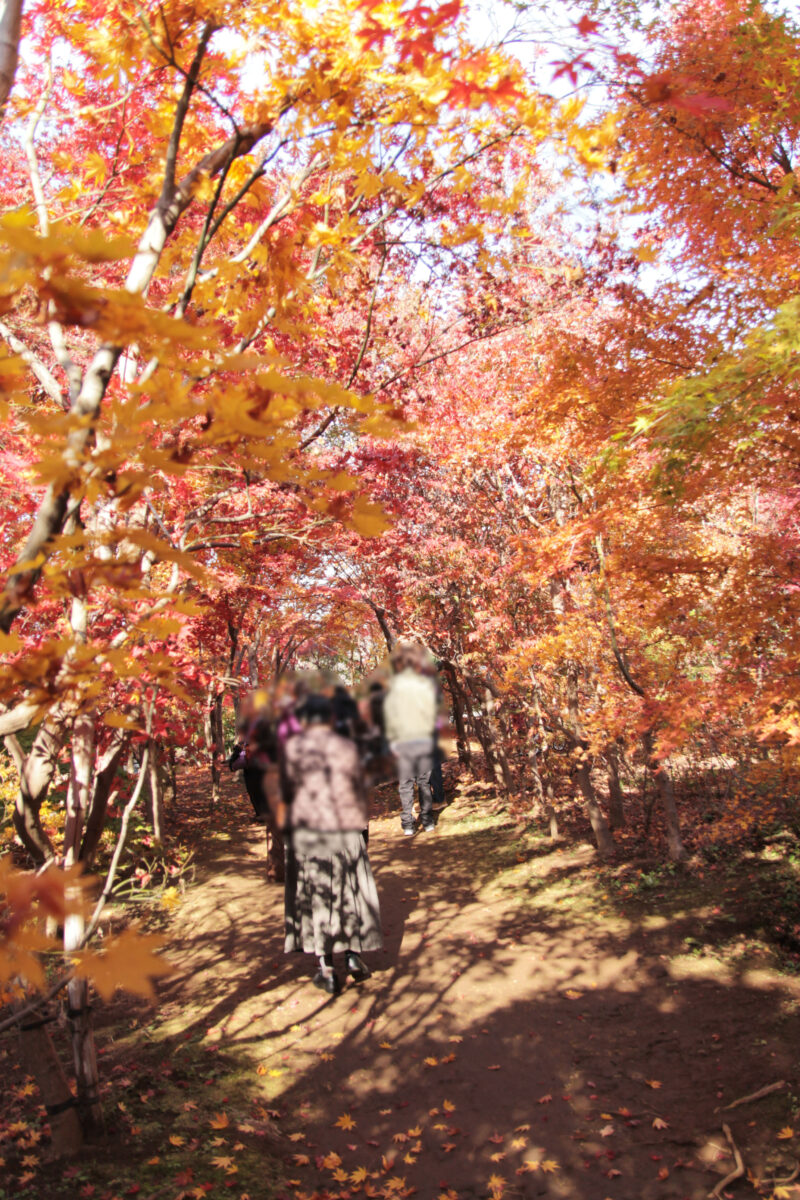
left=153, top=790, right=800, bottom=1200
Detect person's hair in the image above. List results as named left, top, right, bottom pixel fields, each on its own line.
left=298, top=694, right=333, bottom=725
left=391, top=643, right=424, bottom=673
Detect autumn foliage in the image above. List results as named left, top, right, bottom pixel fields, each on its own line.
left=0, top=0, right=799, bottom=1167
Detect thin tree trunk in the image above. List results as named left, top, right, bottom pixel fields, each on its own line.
left=17, top=1019, right=83, bottom=1157
left=481, top=684, right=514, bottom=796
left=203, top=683, right=222, bottom=808
left=211, top=692, right=224, bottom=805
left=62, top=710, right=103, bottom=1134
left=79, top=731, right=128, bottom=867
left=147, top=741, right=163, bottom=843
left=6, top=718, right=66, bottom=863
left=574, top=759, right=616, bottom=859
left=642, top=729, right=686, bottom=861
left=442, top=665, right=472, bottom=770
left=0, top=0, right=23, bottom=115
left=528, top=680, right=558, bottom=837
left=566, top=667, right=615, bottom=858
left=605, top=746, right=626, bottom=830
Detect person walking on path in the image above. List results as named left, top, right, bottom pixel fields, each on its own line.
left=283, top=693, right=382, bottom=996
left=384, top=643, right=438, bottom=836
left=229, top=695, right=286, bottom=883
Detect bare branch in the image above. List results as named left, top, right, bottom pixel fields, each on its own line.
left=161, top=24, right=215, bottom=203
left=0, top=321, right=65, bottom=406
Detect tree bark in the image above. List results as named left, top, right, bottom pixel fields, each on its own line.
left=204, top=685, right=223, bottom=807
left=79, top=731, right=128, bottom=867
left=605, top=746, right=626, bottom=830
left=16, top=1019, right=83, bottom=1157
left=147, top=740, right=164, bottom=843
left=0, top=0, right=23, bottom=115
left=441, top=664, right=472, bottom=769
left=525, top=676, right=559, bottom=836
left=481, top=683, right=514, bottom=796
left=565, top=667, right=615, bottom=858
left=6, top=718, right=67, bottom=863
left=62, top=710, right=103, bottom=1133
left=642, top=729, right=686, bottom=861
left=574, top=758, right=615, bottom=859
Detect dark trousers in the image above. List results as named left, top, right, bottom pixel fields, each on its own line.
left=395, top=738, right=434, bottom=830
left=244, top=768, right=268, bottom=817
left=430, top=741, right=445, bottom=806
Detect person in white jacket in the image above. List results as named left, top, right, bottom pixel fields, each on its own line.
left=383, top=643, right=438, bottom=836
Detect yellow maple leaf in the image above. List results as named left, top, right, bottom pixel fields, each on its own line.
left=487, top=1173, right=506, bottom=1196
left=169, top=1134, right=185, bottom=1146
left=645, top=1079, right=662, bottom=1089
left=517, top=1160, right=540, bottom=1174
left=380, top=1041, right=393, bottom=1050
left=209, top=1112, right=229, bottom=1129
left=335, top=1113, right=356, bottom=1130
left=211, top=1155, right=235, bottom=1170
left=293, top=1154, right=310, bottom=1165
left=350, top=1166, right=368, bottom=1184
left=777, top=1126, right=795, bottom=1140
left=424, top=1056, right=439, bottom=1067
left=73, top=926, right=173, bottom=1000
left=322, top=1151, right=342, bottom=1169
left=407, top=1125, right=422, bottom=1138
left=541, top=1159, right=559, bottom=1172
left=443, top=1100, right=456, bottom=1113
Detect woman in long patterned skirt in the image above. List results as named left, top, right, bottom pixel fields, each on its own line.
left=282, top=693, right=382, bottom=996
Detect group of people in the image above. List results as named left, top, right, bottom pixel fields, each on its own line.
left=227, top=643, right=444, bottom=997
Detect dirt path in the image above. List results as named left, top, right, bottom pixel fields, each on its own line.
left=154, top=784, right=800, bottom=1200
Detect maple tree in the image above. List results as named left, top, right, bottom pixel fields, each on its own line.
left=2, top=0, right=800, bottom=1168
left=0, top=0, right=578, bottom=1151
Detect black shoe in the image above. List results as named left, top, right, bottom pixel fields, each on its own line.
left=345, top=953, right=371, bottom=982
left=312, top=970, right=341, bottom=996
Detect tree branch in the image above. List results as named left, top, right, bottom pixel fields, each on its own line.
left=0, top=0, right=23, bottom=116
